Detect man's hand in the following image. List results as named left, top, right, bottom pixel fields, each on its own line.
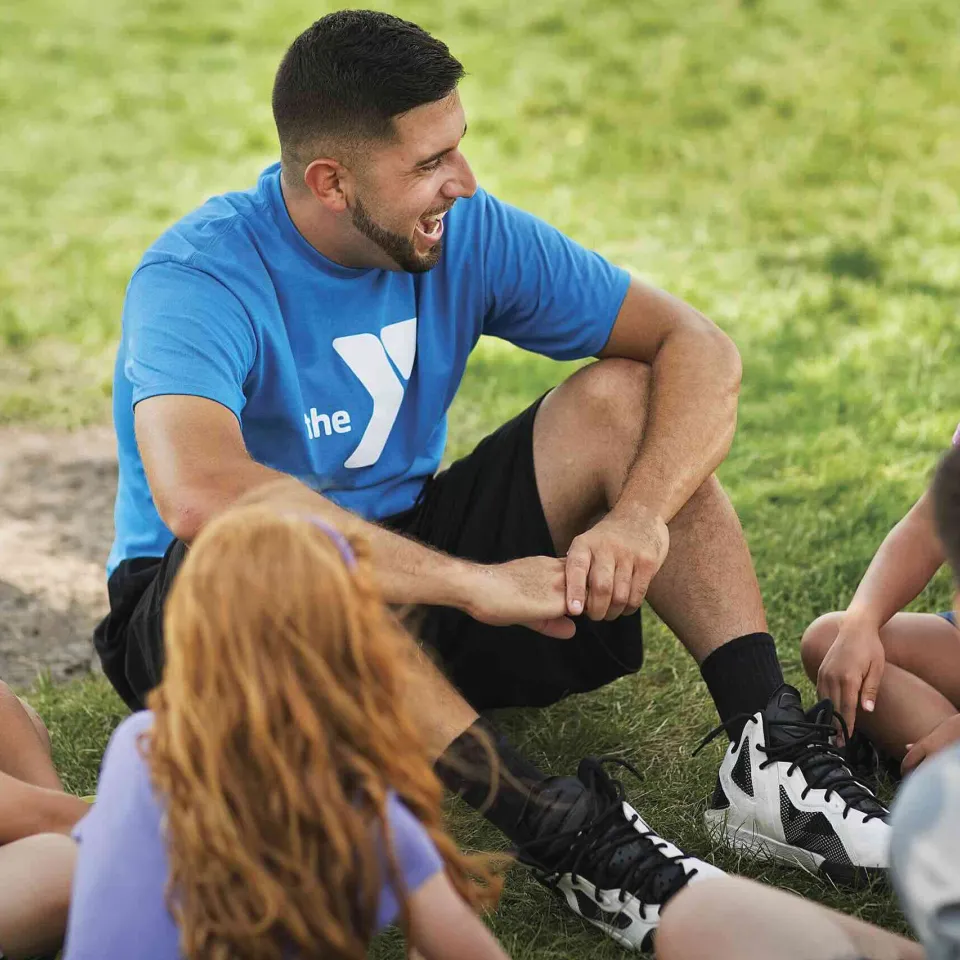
left=564, top=508, right=670, bottom=621
left=902, top=714, right=960, bottom=774
left=465, top=557, right=576, bottom=638
left=816, top=612, right=886, bottom=741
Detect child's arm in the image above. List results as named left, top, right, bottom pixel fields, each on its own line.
left=818, top=489, right=944, bottom=734
left=902, top=713, right=960, bottom=772
left=382, top=796, right=511, bottom=960
left=0, top=769, right=89, bottom=844
left=844, top=489, right=945, bottom=626
left=408, top=872, right=511, bottom=960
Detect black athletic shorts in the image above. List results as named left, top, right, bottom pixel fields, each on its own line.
left=94, top=396, right=644, bottom=712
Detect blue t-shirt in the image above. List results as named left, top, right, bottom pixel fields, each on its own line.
left=108, top=163, right=630, bottom=573
left=64, top=712, right=445, bottom=960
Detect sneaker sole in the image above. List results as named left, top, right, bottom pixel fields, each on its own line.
left=534, top=874, right=654, bottom=952
left=704, top=809, right=885, bottom=887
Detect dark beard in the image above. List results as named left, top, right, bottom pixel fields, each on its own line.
left=351, top=195, right=443, bottom=274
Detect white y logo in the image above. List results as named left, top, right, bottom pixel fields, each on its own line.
left=332, top=317, right=417, bottom=469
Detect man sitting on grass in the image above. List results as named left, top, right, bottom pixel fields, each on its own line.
left=94, top=9, right=888, bottom=948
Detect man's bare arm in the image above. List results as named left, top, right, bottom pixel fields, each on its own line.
left=135, top=394, right=574, bottom=635
left=564, top=278, right=742, bottom=618
left=598, top=278, right=742, bottom=523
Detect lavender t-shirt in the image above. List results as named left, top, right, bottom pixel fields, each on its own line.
left=63, top=712, right=443, bottom=960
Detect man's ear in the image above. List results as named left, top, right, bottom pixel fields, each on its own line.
left=303, top=157, right=351, bottom=212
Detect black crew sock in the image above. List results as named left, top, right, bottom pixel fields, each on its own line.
left=435, top=717, right=548, bottom=844
left=700, top=632, right=785, bottom=741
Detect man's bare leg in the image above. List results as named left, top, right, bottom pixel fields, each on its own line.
left=411, top=358, right=769, bottom=764
left=405, top=642, right=478, bottom=759
left=407, top=361, right=782, bottom=894
left=534, top=358, right=768, bottom=661
left=657, top=876, right=923, bottom=960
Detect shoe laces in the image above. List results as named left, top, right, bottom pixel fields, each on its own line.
left=694, top=702, right=887, bottom=822
left=517, top=757, right=696, bottom=916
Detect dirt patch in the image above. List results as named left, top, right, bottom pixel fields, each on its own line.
left=0, top=427, right=117, bottom=687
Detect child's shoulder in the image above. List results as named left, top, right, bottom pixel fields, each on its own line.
left=77, top=712, right=162, bottom=845
left=100, top=711, right=155, bottom=782
left=114, top=709, right=155, bottom=737
left=384, top=793, right=444, bottom=878
left=107, top=710, right=154, bottom=751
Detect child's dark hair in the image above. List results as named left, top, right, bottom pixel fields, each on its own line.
left=932, top=445, right=960, bottom=579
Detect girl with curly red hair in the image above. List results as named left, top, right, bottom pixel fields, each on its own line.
left=64, top=503, right=508, bottom=960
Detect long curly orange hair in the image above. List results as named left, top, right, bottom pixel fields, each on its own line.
left=144, top=503, right=503, bottom=960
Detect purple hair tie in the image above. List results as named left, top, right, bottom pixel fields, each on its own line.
left=300, top=516, right=357, bottom=569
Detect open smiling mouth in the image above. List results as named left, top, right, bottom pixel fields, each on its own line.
left=414, top=210, right=447, bottom=246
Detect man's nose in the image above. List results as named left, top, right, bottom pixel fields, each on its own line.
left=443, top=150, right=478, bottom=200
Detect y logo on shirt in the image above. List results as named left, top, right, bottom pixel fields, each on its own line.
left=331, top=317, right=417, bottom=469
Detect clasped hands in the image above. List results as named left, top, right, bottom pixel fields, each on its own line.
left=465, top=507, right=669, bottom=639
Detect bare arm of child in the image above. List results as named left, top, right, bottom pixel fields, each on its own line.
left=818, top=489, right=944, bottom=734
left=842, top=490, right=944, bottom=633
left=408, top=873, right=512, bottom=960
left=903, top=712, right=960, bottom=771
left=0, top=769, right=90, bottom=844
left=657, top=875, right=923, bottom=960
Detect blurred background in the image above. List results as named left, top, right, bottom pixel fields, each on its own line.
left=2, top=0, right=959, bottom=953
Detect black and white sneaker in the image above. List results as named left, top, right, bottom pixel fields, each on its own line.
left=699, top=685, right=890, bottom=885
left=516, top=757, right=724, bottom=951
left=843, top=729, right=903, bottom=793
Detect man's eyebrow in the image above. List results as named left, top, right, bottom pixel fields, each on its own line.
left=414, top=122, right=468, bottom=168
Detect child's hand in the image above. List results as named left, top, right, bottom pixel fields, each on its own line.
left=816, top=612, right=886, bottom=741
left=902, top=714, right=960, bottom=774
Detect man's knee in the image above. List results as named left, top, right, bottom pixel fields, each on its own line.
left=800, top=612, right=843, bottom=678
left=566, top=358, right=652, bottom=441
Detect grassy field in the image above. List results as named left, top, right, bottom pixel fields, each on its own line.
left=6, top=0, right=960, bottom=954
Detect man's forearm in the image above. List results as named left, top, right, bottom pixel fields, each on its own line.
left=177, top=462, right=477, bottom=611
left=613, top=327, right=741, bottom=524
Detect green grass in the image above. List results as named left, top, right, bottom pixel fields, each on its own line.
left=6, top=0, right=960, bottom=954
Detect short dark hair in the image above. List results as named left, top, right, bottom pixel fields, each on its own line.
left=272, top=10, right=465, bottom=176
left=933, top=445, right=960, bottom=579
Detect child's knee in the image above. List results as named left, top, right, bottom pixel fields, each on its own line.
left=0, top=682, right=53, bottom=754
left=801, top=613, right=843, bottom=679
left=0, top=678, right=17, bottom=704
left=21, top=700, right=52, bottom=753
